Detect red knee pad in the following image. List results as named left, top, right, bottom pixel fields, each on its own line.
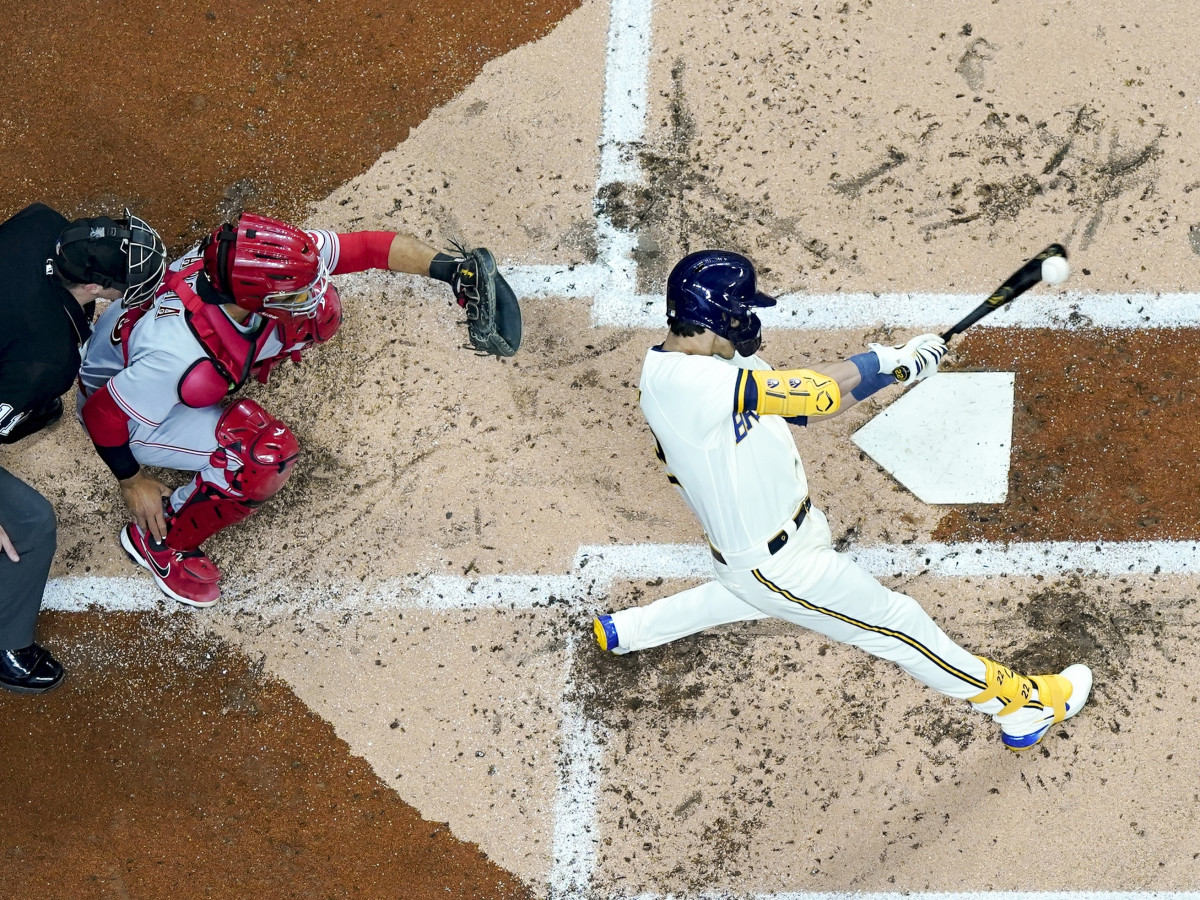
left=166, top=400, right=299, bottom=552
left=215, top=399, right=300, bottom=502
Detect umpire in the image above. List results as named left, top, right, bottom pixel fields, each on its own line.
left=0, top=202, right=165, bottom=693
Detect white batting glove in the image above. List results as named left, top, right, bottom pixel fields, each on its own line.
left=868, top=333, right=948, bottom=382
left=904, top=333, right=948, bottom=380
left=867, top=341, right=908, bottom=375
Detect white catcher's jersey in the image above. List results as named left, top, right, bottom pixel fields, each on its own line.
left=79, top=230, right=341, bottom=426
left=639, top=346, right=809, bottom=555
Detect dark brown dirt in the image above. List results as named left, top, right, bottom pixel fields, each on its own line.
left=934, top=328, right=1200, bottom=543
left=0, top=0, right=581, bottom=253
left=0, top=612, right=531, bottom=900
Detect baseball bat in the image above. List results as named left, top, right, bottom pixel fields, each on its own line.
left=891, top=243, right=1067, bottom=381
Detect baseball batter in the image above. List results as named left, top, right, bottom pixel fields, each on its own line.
left=78, top=215, right=520, bottom=607
left=594, top=250, right=1092, bottom=750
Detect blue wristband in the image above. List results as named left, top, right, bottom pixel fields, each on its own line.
left=849, top=351, right=897, bottom=401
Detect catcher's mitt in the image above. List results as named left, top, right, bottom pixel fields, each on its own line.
left=449, top=242, right=522, bottom=358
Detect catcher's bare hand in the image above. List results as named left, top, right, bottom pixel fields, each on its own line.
left=120, top=471, right=173, bottom=542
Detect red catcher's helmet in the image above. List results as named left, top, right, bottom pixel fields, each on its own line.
left=202, top=214, right=328, bottom=319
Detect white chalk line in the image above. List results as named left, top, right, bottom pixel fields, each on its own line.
left=593, top=0, right=650, bottom=291
left=42, top=538, right=1200, bottom=614
left=550, top=629, right=603, bottom=900
left=504, top=269, right=1200, bottom=331
left=344, top=264, right=1200, bottom=331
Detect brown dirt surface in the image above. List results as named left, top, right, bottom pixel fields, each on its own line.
left=0, top=0, right=581, bottom=252
left=0, top=611, right=530, bottom=900
left=934, top=328, right=1200, bottom=543
left=8, top=0, right=1200, bottom=896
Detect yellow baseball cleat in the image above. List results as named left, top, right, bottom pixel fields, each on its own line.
left=971, top=657, right=1093, bottom=750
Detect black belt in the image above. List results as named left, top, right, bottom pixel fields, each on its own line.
left=710, top=497, right=811, bottom=565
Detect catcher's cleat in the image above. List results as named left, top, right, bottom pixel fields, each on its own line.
left=593, top=614, right=630, bottom=655
left=120, top=522, right=221, bottom=608
left=970, top=657, right=1092, bottom=750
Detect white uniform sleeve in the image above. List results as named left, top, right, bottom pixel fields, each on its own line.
left=642, top=352, right=743, bottom=448
left=307, top=230, right=341, bottom=273
left=731, top=351, right=772, bottom=371
left=170, top=246, right=203, bottom=272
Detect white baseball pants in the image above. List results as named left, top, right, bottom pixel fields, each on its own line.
left=607, top=504, right=993, bottom=702
left=76, top=395, right=234, bottom=511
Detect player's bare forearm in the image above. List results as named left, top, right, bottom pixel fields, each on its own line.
left=803, top=359, right=863, bottom=420
left=387, top=233, right=439, bottom=276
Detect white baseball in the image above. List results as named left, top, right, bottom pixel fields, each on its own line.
left=1041, top=255, right=1070, bottom=284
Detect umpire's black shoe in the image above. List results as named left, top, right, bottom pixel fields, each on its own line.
left=0, top=643, right=65, bottom=694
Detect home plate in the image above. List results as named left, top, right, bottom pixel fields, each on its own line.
left=852, top=372, right=1015, bottom=504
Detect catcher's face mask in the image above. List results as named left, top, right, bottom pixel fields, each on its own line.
left=260, top=263, right=329, bottom=320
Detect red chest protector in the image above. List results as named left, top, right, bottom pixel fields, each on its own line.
left=163, top=262, right=277, bottom=408
left=117, top=262, right=341, bottom=409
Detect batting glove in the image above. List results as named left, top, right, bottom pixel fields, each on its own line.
left=902, top=333, right=948, bottom=381
left=867, top=333, right=948, bottom=383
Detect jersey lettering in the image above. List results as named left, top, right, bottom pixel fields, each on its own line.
left=110, top=308, right=144, bottom=345
left=732, top=409, right=760, bottom=443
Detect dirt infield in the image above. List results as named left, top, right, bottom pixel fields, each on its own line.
left=0, top=0, right=581, bottom=253
left=2, top=612, right=530, bottom=899
left=0, top=0, right=580, bottom=896
left=4, top=0, right=1200, bottom=897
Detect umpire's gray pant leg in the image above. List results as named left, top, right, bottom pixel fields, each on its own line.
left=0, top=467, right=57, bottom=650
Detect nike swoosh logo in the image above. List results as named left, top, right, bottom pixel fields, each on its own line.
left=149, top=555, right=171, bottom=579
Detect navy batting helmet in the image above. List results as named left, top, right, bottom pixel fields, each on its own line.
left=665, top=250, right=777, bottom=356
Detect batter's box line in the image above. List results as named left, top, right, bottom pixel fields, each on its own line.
left=41, top=540, right=1200, bottom=614
left=338, top=269, right=1200, bottom=332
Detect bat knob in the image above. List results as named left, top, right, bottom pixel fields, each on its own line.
left=892, top=365, right=912, bottom=383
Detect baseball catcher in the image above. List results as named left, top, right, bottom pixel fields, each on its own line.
left=78, top=215, right=521, bottom=606
left=593, top=249, right=1092, bottom=751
